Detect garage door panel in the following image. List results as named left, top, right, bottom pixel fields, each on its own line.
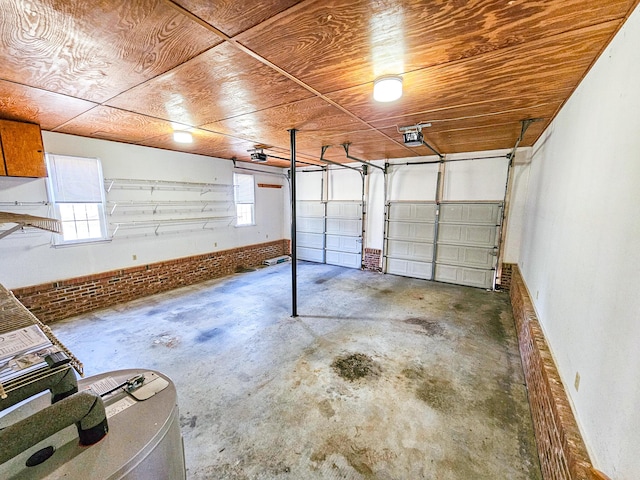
left=298, top=246, right=324, bottom=263
left=326, top=218, right=361, bottom=236
left=387, top=240, right=433, bottom=262
left=386, top=202, right=436, bottom=279
left=434, top=265, right=494, bottom=289
left=297, top=201, right=325, bottom=217
left=296, top=217, right=324, bottom=234
left=326, top=235, right=361, bottom=253
left=385, top=199, right=501, bottom=289
left=326, top=250, right=361, bottom=269
left=317, top=200, right=364, bottom=269
left=436, top=244, right=495, bottom=269
left=297, top=232, right=324, bottom=249
left=434, top=202, right=501, bottom=289
left=388, top=203, right=436, bottom=222
left=437, top=224, right=497, bottom=247
left=387, top=222, right=435, bottom=242
left=386, top=258, right=433, bottom=280
left=326, top=202, right=362, bottom=218
left=296, top=195, right=363, bottom=269
left=439, top=203, right=501, bottom=224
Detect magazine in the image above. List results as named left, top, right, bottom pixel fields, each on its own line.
left=0, top=325, right=57, bottom=384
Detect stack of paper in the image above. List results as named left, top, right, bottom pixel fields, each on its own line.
left=0, top=325, right=58, bottom=385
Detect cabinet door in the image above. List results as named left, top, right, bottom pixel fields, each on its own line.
left=0, top=120, right=46, bottom=177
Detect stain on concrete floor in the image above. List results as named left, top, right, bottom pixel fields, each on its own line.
left=404, top=317, right=446, bottom=336
left=332, top=353, right=381, bottom=382
left=53, top=262, right=542, bottom=480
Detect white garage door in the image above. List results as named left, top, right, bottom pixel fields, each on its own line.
left=434, top=202, right=502, bottom=289
left=384, top=202, right=437, bottom=280
left=296, top=201, right=325, bottom=263
left=296, top=200, right=363, bottom=269
left=325, top=201, right=362, bottom=269
left=384, top=201, right=502, bottom=289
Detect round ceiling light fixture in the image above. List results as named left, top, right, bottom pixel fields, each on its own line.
left=173, top=130, right=193, bottom=143
left=373, top=75, right=403, bottom=102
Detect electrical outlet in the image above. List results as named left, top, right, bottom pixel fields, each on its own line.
left=132, top=254, right=137, bottom=261
left=214, top=242, right=217, bottom=247
left=574, top=372, right=580, bottom=391
left=536, top=290, right=539, bottom=300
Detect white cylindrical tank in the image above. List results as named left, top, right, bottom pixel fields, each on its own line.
left=0, top=369, right=186, bottom=479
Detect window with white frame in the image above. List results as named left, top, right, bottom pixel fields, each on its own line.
left=233, top=173, right=255, bottom=226
left=46, top=154, right=108, bottom=244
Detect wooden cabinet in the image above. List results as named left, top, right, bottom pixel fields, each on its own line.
left=0, top=120, right=46, bottom=177
left=0, top=145, right=5, bottom=175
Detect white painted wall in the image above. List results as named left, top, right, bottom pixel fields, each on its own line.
left=387, top=160, right=439, bottom=201
left=442, top=153, right=508, bottom=201
left=366, top=166, right=387, bottom=250
left=518, top=6, right=640, bottom=478
left=328, top=168, right=362, bottom=201
left=0, top=132, right=286, bottom=289
left=503, top=148, right=532, bottom=264
left=295, top=170, right=323, bottom=201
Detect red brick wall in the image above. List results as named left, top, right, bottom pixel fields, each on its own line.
left=13, top=240, right=289, bottom=324
left=363, top=248, right=382, bottom=272
left=510, top=266, right=609, bottom=480
left=499, top=262, right=514, bottom=291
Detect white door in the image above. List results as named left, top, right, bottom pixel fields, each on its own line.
left=296, top=201, right=325, bottom=263
left=325, top=201, right=363, bottom=269
left=434, top=202, right=502, bottom=289
left=296, top=200, right=363, bottom=269
left=384, top=202, right=437, bottom=280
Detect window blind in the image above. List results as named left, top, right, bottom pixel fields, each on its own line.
left=47, top=154, right=103, bottom=203
left=234, top=174, right=254, bottom=204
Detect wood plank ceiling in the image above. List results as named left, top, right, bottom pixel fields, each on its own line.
left=0, top=0, right=637, bottom=167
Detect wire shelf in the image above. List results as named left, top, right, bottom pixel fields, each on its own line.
left=104, top=178, right=233, bottom=194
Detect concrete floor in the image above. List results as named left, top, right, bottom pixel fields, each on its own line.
left=52, top=262, right=541, bottom=480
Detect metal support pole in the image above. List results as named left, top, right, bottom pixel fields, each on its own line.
left=289, top=129, right=298, bottom=317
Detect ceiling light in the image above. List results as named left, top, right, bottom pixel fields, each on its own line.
left=373, top=76, right=403, bottom=102
left=173, top=131, right=193, bottom=143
